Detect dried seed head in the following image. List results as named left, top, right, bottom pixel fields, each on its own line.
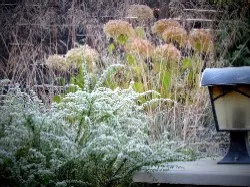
left=162, top=26, right=188, bottom=47
left=127, top=4, right=154, bottom=21
left=152, top=19, right=181, bottom=35
left=46, top=55, right=68, bottom=71
left=104, top=20, right=135, bottom=38
left=125, top=37, right=153, bottom=58
left=153, top=44, right=181, bottom=63
left=189, top=29, right=214, bottom=53
left=66, top=45, right=99, bottom=72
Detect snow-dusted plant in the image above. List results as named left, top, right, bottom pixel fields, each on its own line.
left=0, top=83, right=79, bottom=186
left=54, top=64, right=164, bottom=186
left=0, top=64, right=192, bottom=187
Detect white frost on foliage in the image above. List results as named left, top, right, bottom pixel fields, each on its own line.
left=0, top=68, right=192, bottom=186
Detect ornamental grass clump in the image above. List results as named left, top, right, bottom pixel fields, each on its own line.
left=104, top=20, right=135, bottom=39
left=66, top=45, right=99, bottom=72
left=162, top=26, right=188, bottom=48
left=125, top=37, right=153, bottom=59
left=152, top=19, right=181, bottom=36
left=126, top=4, right=154, bottom=22
left=152, top=43, right=181, bottom=63
left=189, top=29, right=214, bottom=54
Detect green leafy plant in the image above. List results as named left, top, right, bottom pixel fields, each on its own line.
left=0, top=64, right=192, bottom=187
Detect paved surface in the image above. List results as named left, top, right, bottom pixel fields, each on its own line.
left=133, top=158, right=250, bottom=186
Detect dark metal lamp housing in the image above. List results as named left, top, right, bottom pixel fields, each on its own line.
left=201, top=66, right=250, bottom=164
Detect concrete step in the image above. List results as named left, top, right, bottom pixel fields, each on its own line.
left=133, top=158, right=250, bottom=186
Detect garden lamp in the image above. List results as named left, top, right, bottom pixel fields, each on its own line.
left=201, top=66, right=250, bottom=164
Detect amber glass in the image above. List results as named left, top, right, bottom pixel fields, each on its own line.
left=211, top=85, right=250, bottom=130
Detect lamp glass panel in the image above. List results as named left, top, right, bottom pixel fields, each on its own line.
left=211, top=85, right=250, bottom=130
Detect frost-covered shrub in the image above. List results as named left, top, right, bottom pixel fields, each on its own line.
left=0, top=85, right=74, bottom=186
left=0, top=66, right=191, bottom=187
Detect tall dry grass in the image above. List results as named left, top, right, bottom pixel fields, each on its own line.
left=1, top=0, right=248, bottom=157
